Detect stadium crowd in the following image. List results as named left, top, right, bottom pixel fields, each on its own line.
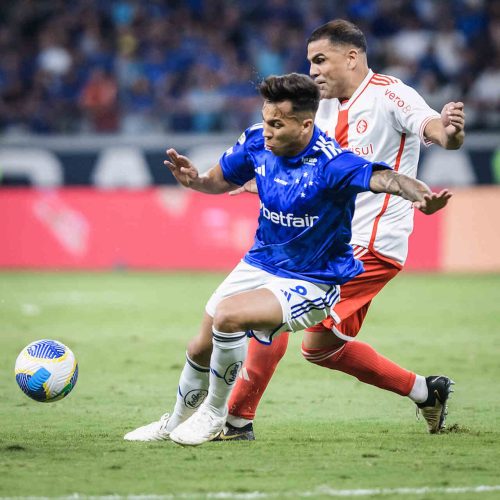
left=0, top=0, right=499, bottom=134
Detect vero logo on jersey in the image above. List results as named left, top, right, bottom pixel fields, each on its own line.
left=255, top=164, right=266, bottom=176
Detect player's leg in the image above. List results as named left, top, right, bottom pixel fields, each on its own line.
left=301, top=250, right=454, bottom=432
left=219, top=333, right=289, bottom=440
left=218, top=254, right=398, bottom=441
left=170, top=287, right=284, bottom=446
left=166, top=311, right=214, bottom=431
left=125, top=261, right=284, bottom=442
left=302, top=318, right=416, bottom=397
left=170, top=277, right=340, bottom=446
left=302, top=251, right=416, bottom=393
left=124, top=312, right=214, bottom=441
left=302, top=324, right=454, bottom=432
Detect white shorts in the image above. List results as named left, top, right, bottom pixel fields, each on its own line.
left=205, top=261, right=340, bottom=344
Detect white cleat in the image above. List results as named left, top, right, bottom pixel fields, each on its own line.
left=124, top=413, right=171, bottom=441
left=170, top=405, right=226, bottom=446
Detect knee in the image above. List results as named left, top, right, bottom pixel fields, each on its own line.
left=213, top=299, right=243, bottom=333
left=301, top=341, right=344, bottom=366
left=301, top=343, right=320, bottom=365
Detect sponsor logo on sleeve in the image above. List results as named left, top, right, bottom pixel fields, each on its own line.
left=384, top=89, right=412, bottom=113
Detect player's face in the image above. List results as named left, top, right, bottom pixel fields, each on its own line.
left=261, top=101, right=312, bottom=157
left=307, top=38, right=353, bottom=99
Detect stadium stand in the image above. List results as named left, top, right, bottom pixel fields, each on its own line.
left=0, top=0, right=498, bottom=135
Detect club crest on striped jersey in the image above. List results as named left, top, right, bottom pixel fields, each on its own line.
left=356, top=119, right=368, bottom=134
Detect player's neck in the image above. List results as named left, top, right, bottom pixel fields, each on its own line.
left=285, top=130, right=314, bottom=157
left=343, top=67, right=370, bottom=101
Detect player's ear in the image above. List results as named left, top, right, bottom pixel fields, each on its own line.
left=302, top=117, right=314, bottom=134
left=347, top=48, right=359, bottom=69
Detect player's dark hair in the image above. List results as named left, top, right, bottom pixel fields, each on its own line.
left=259, top=73, right=320, bottom=115
left=307, top=19, right=367, bottom=52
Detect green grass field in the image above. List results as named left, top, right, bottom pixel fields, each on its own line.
left=1, top=272, right=500, bottom=499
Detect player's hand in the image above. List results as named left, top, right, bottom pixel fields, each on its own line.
left=441, top=102, right=465, bottom=137
left=228, top=178, right=259, bottom=196
left=413, top=189, right=452, bottom=215
left=164, top=148, right=199, bottom=188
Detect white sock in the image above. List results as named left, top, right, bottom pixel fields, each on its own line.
left=204, top=328, right=248, bottom=418
left=226, top=415, right=253, bottom=428
left=166, top=353, right=210, bottom=432
left=408, top=374, right=428, bottom=403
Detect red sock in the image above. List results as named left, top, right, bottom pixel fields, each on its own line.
left=302, top=340, right=415, bottom=396
left=228, top=333, right=289, bottom=419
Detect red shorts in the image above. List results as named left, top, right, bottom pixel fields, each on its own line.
left=306, top=247, right=400, bottom=338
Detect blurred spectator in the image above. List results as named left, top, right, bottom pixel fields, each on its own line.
left=0, top=0, right=498, bottom=134
left=121, top=76, right=160, bottom=134
left=467, top=55, right=500, bottom=128
left=431, top=18, right=467, bottom=80
left=79, top=68, right=119, bottom=132
left=184, top=64, right=225, bottom=132
left=415, top=70, right=460, bottom=112
left=386, top=13, right=431, bottom=64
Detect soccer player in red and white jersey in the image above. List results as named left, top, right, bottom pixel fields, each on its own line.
left=220, top=19, right=465, bottom=439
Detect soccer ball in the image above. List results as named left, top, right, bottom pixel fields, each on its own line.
left=14, top=340, right=78, bottom=402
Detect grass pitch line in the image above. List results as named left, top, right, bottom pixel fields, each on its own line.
left=2, top=486, right=500, bottom=499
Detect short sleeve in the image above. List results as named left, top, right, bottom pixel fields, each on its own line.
left=386, top=81, right=440, bottom=146
left=323, top=151, right=392, bottom=195
left=219, top=129, right=258, bottom=186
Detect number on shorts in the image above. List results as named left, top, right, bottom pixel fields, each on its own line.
left=290, top=285, right=307, bottom=296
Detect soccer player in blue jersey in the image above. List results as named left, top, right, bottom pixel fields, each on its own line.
left=124, top=73, right=451, bottom=446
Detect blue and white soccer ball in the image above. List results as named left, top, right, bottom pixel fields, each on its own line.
left=15, top=340, right=78, bottom=402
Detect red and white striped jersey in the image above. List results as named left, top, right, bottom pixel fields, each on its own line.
left=315, top=69, right=440, bottom=267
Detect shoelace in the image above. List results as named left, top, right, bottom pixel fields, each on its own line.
left=195, top=407, right=218, bottom=422
left=190, top=406, right=227, bottom=429
left=158, top=413, right=170, bottom=430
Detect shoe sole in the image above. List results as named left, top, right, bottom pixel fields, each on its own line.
left=123, top=436, right=170, bottom=441
left=170, top=433, right=220, bottom=446
left=432, top=377, right=455, bottom=433
left=212, top=432, right=255, bottom=441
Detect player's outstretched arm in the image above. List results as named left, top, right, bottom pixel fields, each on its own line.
left=164, top=148, right=237, bottom=194
left=370, top=169, right=452, bottom=215
left=424, top=101, right=465, bottom=150
left=228, top=178, right=258, bottom=196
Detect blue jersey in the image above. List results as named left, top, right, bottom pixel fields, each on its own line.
left=219, top=124, right=391, bottom=285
